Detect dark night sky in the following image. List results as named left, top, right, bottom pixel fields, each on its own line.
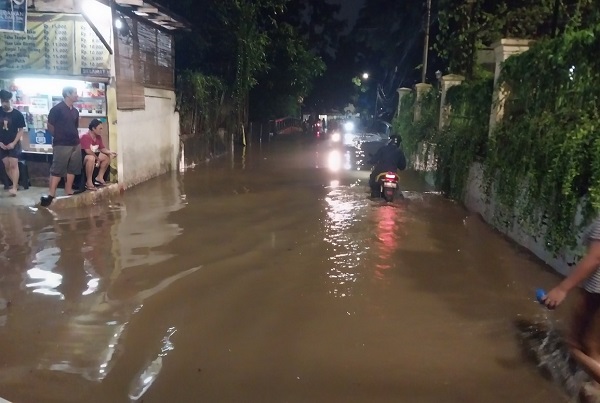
left=328, top=0, right=365, bottom=33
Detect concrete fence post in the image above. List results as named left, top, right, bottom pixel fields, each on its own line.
left=439, top=74, right=465, bottom=130
left=396, top=87, right=412, bottom=119
left=489, top=38, right=535, bottom=136
left=414, top=83, right=433, bottom=122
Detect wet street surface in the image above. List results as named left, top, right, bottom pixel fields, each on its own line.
left=0, top=137, right=576, bottom=402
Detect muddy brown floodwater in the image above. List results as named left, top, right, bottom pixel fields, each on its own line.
left=0, top=137, right=577, bottom=402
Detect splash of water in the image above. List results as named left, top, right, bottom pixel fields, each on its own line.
left=515, top=317, right=589, bottom=399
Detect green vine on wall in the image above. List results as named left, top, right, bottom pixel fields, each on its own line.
left=434, top=78, right=493, bottom=199
left=393, top=79, right=492, bottom=200
left=484, top=26, right=600, bottom=253
left=393, top=89, right=439, bottom=160
left=393, top=23, right=600, bottom=254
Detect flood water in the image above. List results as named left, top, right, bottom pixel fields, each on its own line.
left=0, top=137, right=579, bottom=402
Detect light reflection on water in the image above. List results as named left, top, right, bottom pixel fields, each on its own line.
left=373, top=204, right=406, bottom=280
left=0, top=176, right=191, bottom=391
left=323, top=187, right=368, bottom=298
left=26, top=268, right=64, bottom=299
left=128, top=326, right=177, bottom=401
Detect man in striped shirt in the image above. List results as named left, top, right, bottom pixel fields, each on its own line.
left=543, top=218, right=600, bottom=390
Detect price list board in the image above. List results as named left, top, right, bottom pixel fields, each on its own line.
left=43, top=18, right=74, bottom=74
left=0, top=13, right=110, bottom=78
left=74, top=20, right=110, bottom=76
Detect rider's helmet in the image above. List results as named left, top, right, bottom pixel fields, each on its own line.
left=389, top=134, right=402, bottom=147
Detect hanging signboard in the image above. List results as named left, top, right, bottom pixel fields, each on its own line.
left=0, top=12, right=110, bottom=77
left=0, top=0, right=27, bottom=33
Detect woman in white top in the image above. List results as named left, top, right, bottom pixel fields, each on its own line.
left=544, top=219, right=600, bottom=387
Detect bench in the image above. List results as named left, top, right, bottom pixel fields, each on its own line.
left=14, top=151, right=109, bottom=191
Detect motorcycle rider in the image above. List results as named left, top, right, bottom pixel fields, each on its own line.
left=368, top=134, right=407, bottom=198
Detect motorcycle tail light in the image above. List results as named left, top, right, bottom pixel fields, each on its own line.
left=385, top=173, right=397, bottom=180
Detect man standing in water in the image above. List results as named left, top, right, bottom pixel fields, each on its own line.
left=543, top=219, right=600, bottom=399
left=0, top=89, right=26, bottom=196
left=41, top=86, right=81, bottom=206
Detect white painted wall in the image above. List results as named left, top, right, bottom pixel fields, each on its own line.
left=116, top=88, right=180, bottom=188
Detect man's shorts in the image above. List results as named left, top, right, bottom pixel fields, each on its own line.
left=51, top=145, right=82, bottom=177
left=0, top=142, right=21, bottom=160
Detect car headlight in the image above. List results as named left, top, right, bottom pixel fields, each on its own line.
left=327, top=150, right=342, bottom=172
left=344, top=122, right=354, bottom=132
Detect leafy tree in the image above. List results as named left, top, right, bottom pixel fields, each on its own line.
left=250, top=23, right=325, bottom=119
left=281, top=1, right=348, bottom=114
left=156, top=0, right=331, bottom=124
left=436, top=0, right=598, bottom=79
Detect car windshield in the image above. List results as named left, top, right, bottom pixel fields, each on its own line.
left=366, top=120, right=390, bottom=135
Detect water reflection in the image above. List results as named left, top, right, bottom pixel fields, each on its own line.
left=323, top=186, right=368, bottom=298
left=373, top=204, right=406, bottom=280
left=37, top=265, right=201, bottom=383
left=128, top=326, right=177, bottom=401
left=33, top=178, right=190, bottom=383
left=26, top=268, right=64, bottom=299
left=0, top=208, right=33, bottom=328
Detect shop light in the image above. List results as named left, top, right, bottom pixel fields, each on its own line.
left=82, top=0, right=105, bottom=19
left=14, top=78, right=86, bottom=96
left=114, top=18, right=123, bottom=30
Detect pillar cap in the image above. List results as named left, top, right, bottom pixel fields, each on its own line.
left=490, top=38, right=535, bottom=50
left=441, top=74, right=465, bottom=83
left=415, top=83, right=433, bottom=90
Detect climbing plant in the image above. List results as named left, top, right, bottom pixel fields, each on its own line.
left=433, top=78, right=493, bottom=199
left=393, top=89, right=440, bottom=161
left=484, top=25, right=600, bottom=253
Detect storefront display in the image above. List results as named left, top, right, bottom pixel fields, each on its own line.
left=0, top=78, right=108, bottom=153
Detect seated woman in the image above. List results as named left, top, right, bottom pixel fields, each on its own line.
left=80, top=119, right=116, bottom=191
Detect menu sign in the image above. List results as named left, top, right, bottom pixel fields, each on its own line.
left=0, top=13, right=110, bottom=77
left=74, top=19, right=110, bottom=76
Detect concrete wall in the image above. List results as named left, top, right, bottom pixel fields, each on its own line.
left=463, top=162, right=583, bottom=276
left=116, top=88, right=180, bottom=188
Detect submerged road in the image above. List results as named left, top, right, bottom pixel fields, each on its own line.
left=0, top=136, right=572, bottom=402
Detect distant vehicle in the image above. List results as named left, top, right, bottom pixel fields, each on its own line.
left=312, top=121, right=323, bottom=139
left=357, top=120, right=392, bottom=157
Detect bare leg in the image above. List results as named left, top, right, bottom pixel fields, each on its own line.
left=65, top=173, right=75, bottom=195
left=568, top=290, right=600, bottom=389
left=1, top=157, right=10, bottom=191
left=95, top=154, right=109, bottom=184
left=84, top=155, right=95, bottom=188
left=48, top=175, right=61, bottom=198
left=6, top=157, right=19, bottom=195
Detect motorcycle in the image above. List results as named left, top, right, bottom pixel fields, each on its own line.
left=374, top=171, right=400, bottom=202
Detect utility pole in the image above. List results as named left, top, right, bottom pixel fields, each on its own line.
left=374, top=85, right=378, bottom=121
left=422, top=0, right=432, bottom=83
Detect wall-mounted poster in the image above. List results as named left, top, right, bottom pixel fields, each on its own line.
left=0, top=13, right=110, bottom=77
left=0, top=0, right=27, bottom=33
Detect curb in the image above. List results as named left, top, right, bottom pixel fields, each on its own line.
left=43, top=184, right=122, bottom=210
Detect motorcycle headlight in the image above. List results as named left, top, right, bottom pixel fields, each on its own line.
left=331, top=132, right=341, bottom=142
left=344, top=122, right=354, bottom=132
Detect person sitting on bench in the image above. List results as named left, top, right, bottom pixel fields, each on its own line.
left=80, top=119, right=116, bottom=191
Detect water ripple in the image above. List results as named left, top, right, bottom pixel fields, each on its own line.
left=323, top=187, right=368, bottom=298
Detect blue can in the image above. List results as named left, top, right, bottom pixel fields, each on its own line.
left=536, top=288, right=546, bottom=304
